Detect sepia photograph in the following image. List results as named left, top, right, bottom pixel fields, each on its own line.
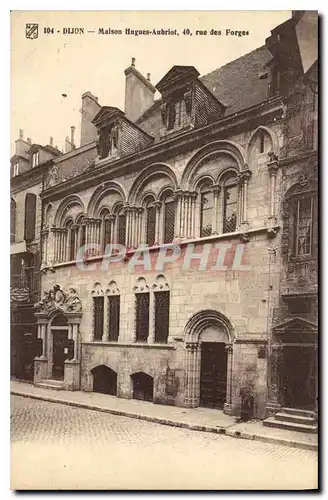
left=10, top=9, right=318, bottom=491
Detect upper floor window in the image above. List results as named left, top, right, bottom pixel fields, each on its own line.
left=10, top=198, right=16, bottom=243
left=295, top=195, right=314, bottom=257
left=162, top=192, right=175, bottom=244
left=145, top=198, right=156, bottom=247
left=13, top=162, right=19, bottom=176
left=222, top=176, right=238, bottom=234
left=65, top=219, right=76, bottom=262
left=116, top=205, right=126, bottom=247
left=200, top=181, right=214, bottom=238
left=24, top=193, right=37, bottom=242
left=32, top=151, right=39, bottom=168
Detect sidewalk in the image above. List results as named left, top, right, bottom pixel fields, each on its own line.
left=11, top=380, right=318, bottom=451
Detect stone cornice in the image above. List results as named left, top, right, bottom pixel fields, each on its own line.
left=41, top=96, right=284, bottom=202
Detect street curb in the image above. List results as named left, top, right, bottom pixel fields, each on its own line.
left=225, top=428, right=318, bottom=451
left=11, top=390, right=318, bottom=451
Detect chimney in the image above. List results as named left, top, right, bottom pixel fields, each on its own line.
left=70, top=126, right=76, bottom=149
left=15, top=129, right=30, bottom=159
left=50, top=137, right=54, bottom=147
left=27, top=138, right=32, bottom=144
left=124, top=58, right=156, bottom=122
left=80, top=91, right=101, bottom=147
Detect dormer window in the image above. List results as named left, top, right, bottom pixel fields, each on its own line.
left=32, top=151, right=39, bottom=167
left=13, top=162, right=19, bottom=176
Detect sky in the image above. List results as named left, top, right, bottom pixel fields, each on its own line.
left=11, top=10, right=291, bottom=154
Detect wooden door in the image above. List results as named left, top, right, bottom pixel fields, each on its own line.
left=52, top=329, right=73, bottom=380
left=200, top=342, right=227, bottom=409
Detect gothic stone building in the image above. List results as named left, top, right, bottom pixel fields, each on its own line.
left=32, top=12, right=317, bottom=419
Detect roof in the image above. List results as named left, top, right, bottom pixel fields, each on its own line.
left=137, top=45, right=273, bottom=137
left=201, top=45, right=273, bottom=115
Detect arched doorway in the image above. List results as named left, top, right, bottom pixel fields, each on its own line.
left=50, top=313, right=73, bottom=380
left=199, top=326, right=228, bottom=409
left=184, top=310, right=234, bottom=411
left=92, top=365, right=117, bottom=396
left=131, top=372, right=154, bottom=402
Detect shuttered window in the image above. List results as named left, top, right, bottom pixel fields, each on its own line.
left=24, top=193, right=37, bottom=242
left=108, top=295, right=120, bottom=341
left=135, top=293, right=149, bottom=342
left=146, top=205, right=156, bottom=247
left=154, top=291, right=170, bottom=343
left=93, top=297, right=104, bottom=341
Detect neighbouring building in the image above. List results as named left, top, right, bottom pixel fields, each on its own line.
left=24, top=12, right=317, bottom=421
left=10, top=131, right=61, bottom=380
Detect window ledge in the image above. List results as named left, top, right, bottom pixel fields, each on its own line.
left=82, top=341, right=176, bottom=349
left=42, top=226, right=277, bottom=270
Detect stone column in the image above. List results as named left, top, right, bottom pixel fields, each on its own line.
left=154, top=201, right=162, bottom=246
left=41, top=229, right=49, bottom=267
left=102, top=296, right=109, bottom=342
left=242, top=170, right=252, bottom=224
left=266, top=343, right=283, bottom=416
left=64, top=314, right=82, bottom=391
left=174, top=191, right=182, bottom=239
left=212, top=185, right=221, bottom=234
left=184, top=341, right=200, bottom=407
left=34, top=316, right=48, bottom=384
left=224, top=344, right=233, bottom=414
left=190, top=192, right=197, bottom=239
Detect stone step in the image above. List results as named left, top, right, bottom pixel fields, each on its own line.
left=263, top=417, right=317, bottom=434
left=35, top=380, right=64, bottom=391
left=281, top=407, right=317, bottom=419
left=274, top=412, right=317, bottom=425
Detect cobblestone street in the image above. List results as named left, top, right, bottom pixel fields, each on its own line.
left=11, top=395, right=317, bottom=490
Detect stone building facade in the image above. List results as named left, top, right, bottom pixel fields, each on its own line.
left=20, top=12, right=318, bottom=419
left=10, top=132, right=61, bottom=380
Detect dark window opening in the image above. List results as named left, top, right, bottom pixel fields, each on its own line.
left=24, top=193, right=37, bottom=242
left=200, top=190, right=214, bottom=237
left=223, top=182, right=237, bottom=234
left=295, top=196, right=314, bottom=257
left=103, top=217, right=111, bottom=252
left=167, top=103, right=176, bottom=130
left=135, top=293, right=149, bottom=342
left=93, top=297, right=104, bottom=341
left=92, top=365, right=117, bottom=396
left=146, top=204, right=156, bottom=247
left=260, top=130, right=265, bottom=153
left=154, top=291, right=170, bottom=343
left=131, top=372, right=153, bottom=402
left=108, top=295, right=120, bottom=341
left=117, top=212, right=126, bottom=246
left=164, top=199, right=175, bottom=243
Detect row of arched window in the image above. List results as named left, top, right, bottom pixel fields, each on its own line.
left=49, top=172, right=240, bottom=264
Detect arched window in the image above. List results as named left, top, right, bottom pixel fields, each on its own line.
left=162, top=191, right=175, bottom=244
left=200, top=180, right=214, bottom=237
left=116, top=204, right=126, bottom=246
left=153, top=275, right=170, bottom=344
left=100, top=208, right=111, bottom=253
left=65, top=219, right=76, bottom=262
left=10, top=198, right=16, bottom=243
left=222, top=175, right=238, bottom=234
left=145, top=197, right=156, bottom=247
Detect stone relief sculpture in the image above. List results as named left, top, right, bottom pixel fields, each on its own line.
left=35, top=284, right=82, bottom=314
